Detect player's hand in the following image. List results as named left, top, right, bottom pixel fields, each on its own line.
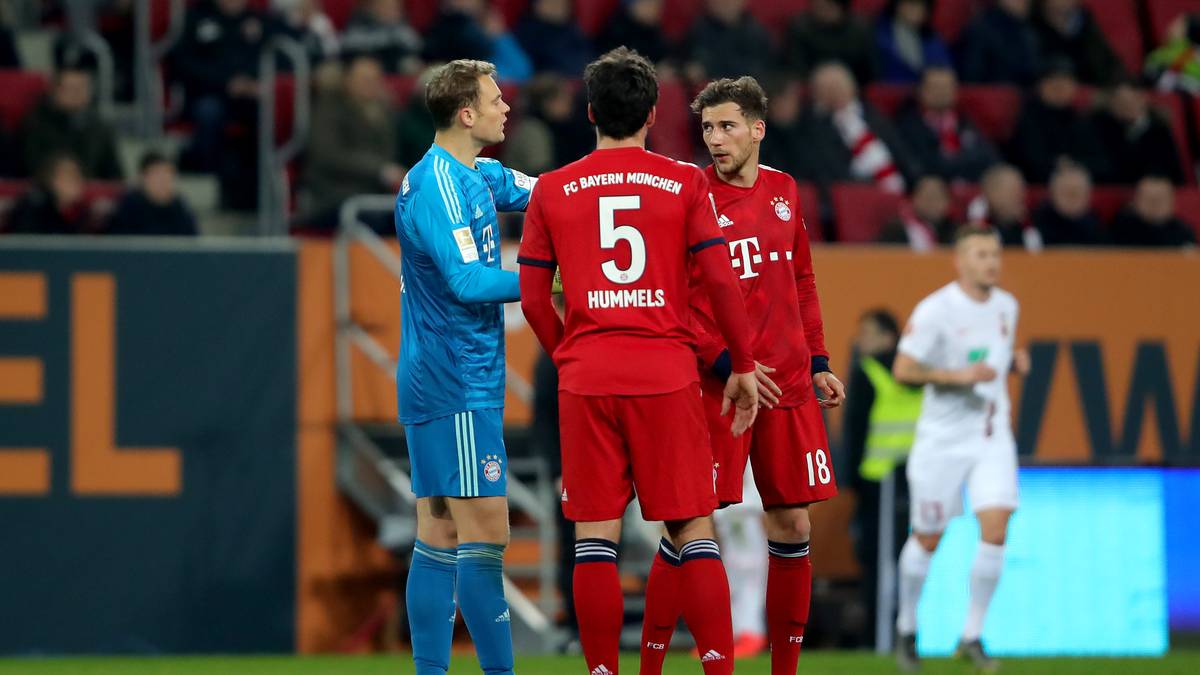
left=755, top=362, right=782, bottom=408
left=813, top=371, right=846, bottom=409
left=956, top=362, right=998, bottom=385
left=721, top=371, right=759, bottom=437
left=1012, top=348, right=1031, bottom=377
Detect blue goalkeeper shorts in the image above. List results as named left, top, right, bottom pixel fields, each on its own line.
left=406, top=408, right=507, bottom=498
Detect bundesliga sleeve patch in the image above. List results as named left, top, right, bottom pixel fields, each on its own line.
left=513, top=170, right=535, bottom=190
left=453, top=227, right=480, bottom=263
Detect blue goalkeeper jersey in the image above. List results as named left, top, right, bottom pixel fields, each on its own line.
left=394, top=144, right=535, bottom=424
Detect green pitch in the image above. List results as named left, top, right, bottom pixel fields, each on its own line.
left=0, top=653, right=1197, bottom=675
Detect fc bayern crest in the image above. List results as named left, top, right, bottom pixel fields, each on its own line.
left=771, top=196, right=792, bottom=221
left=482, top=454, right=503, bottom=483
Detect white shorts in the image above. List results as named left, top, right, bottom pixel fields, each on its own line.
left=906, top=433, right=1019, bottom=534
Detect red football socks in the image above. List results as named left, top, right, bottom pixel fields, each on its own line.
left=574, top=539, right=623, bottom=675
left=766, top=541, right=812, bottom=675
left=639, top=539, right=682, bottom=675
left=678, top=539, right=734, bottom=675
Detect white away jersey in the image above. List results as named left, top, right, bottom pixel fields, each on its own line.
left=898, top=282, right=1019, bottom=446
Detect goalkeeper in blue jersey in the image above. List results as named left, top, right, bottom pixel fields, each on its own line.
left=394, top=59, right=535, bottom=675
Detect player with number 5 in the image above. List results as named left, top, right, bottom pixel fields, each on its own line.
left=519, top=47, right=759, bottom=675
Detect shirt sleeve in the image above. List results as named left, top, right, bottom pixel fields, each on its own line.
left=683, top=168, right=726, bottom=255
left=405, top=176, right=520, bottom=304
left=897, top=298, right=942, bottom=364
left=516, top=181, right=556, bottom=268
left=791, top=179, right=830, bottom=363
left=480, top=158, right=537, bottom=212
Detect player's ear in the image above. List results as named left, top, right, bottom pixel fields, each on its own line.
left=586, top=103, right=595, bottom=124
left=753, top=118, right=766, bottom=142
left=459, top=105, right=475, bottom=129
left=644, top=106, right=656, bottom=131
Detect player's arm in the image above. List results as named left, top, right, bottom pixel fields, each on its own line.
left=688, top=275, right=781, bottom=406
left=480, top=158, right=537, bottom=212
left=893, top=302, right=996, bottom=386
left=517, top=184, right=564, bottom=353
left=408, top=179, right=520, bottom=304
left=791, top=182, right=844, bottom=408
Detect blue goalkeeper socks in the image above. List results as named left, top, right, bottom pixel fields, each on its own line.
left=457, top=542, right=514, bottom=675
left=407, top=540, right=458, bottom=675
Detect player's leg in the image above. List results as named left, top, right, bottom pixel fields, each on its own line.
left=404, top=415, right=467, bottom=675
left=714, top=482, right=768, bottom=657
left=956, top=440, right=1019, bottom=671
left=407, top=497, right=459, bottom=675
left=631, top=385, right=732, bottom=675
left=749, top=400, right=838, bottom=675
left=443, top=409, right=514, bottom=675
left=560, top=391, right=634, bottom=675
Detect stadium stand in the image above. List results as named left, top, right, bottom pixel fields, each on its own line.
left=1147, top=0, right=1200, bottom=43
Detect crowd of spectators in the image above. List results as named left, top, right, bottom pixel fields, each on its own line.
left=0, top=0, right=1197, bottom=247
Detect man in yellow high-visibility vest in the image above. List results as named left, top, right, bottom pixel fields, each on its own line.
left=843, top=309, right=921, bottom=649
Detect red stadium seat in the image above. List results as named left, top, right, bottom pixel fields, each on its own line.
left=384, top=74, right=419, bottom=108
left=405, top=0, right=437, bottom=32
left=795, top=181, right=823, bottom=242
left=747, top=0, right=809, bottom=42
left=273, top=76, right=296, bottom=143
left=949, top=182, right=981, bottom=222
left=958, top=85, right=1022, bottom=143
left=0, top=70, right=49, bottom=131
left=1079, top=0, right=1143, bottom=75
left=647, top=78, right=695, bottom=162
left=1173, top=186, right=1200, bottom=236
left=851, top=0, right=886, bottom=17
left=1146, top=0, right=1200, bottom=43
left=932, top=0, right=980, bottom=45
left=495, top=0, right=528, bottom=27
left=830, top=182, right=902, bottom=243
left=1090, top=186, right=1134, bottom=224
left=576, top=0, right=621, bottom=36
left=1147, top=91, right=1195, bottom=184
left=661, top=0, right=703, bottom=42
left=323, top=0, right=357, bottom=30
left=864, top=83, right=911, bottom=117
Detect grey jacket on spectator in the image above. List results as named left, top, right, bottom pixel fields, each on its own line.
left=20, top=98, right=122, bottom=180
left=306, top=94, right=398, bottom=217
left=894, top=100, right=999, bottom=182
left=796, top=103, right=922, bottom=187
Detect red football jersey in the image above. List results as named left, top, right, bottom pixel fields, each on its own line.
left=519, top=147, right=728, bottom=396
left=690, top=164, right=829, bottom=407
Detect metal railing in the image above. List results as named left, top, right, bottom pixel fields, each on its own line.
left=257, top=36, right=310, bottom=236
left=333, top=198, right=561, bottom=647
left=133, top=0, right=185, bottom=138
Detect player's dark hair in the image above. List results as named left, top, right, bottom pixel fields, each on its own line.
left=690, top=76, right=769, bottom=121
left=861, top=308, right=900, bottom=338
left=425, top=59, right=498, bottom=130
left=954, top=223, right=1000, bottom=245
left=583, top=47, right=658, bottom=140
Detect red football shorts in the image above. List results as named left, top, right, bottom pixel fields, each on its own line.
left=702, top=380, right=839, bottom=508
left=558, top=383, right=718, bottom=522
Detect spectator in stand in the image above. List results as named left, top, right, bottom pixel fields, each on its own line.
left=1111, top=176, right=1197, bottom=248
left=305, top=55, right=403, bottom=231
left=758, top=78, right=807, bottom=181
left=781, top=0, right=876, bottom=84
left=396, top=67, right=437, bottom=170
left=895, top=67, right=999, bottom=183
left=5, top=154, right=92, bottom=235
left=424, top=0, right=531, bottom=82
left=273, top=0, right=339, bottom=63
left=1092, top=80, right=1184, bottom=185
left=683, top=0, right=774, bottom=82
left=1009, top=60, right=1111, bottom=183
left=798, top=62, right=920, bottom=193
left=20, top=65, right=123, bottom=180
left=873, top=0, right=951, bottom=84
left=1032, top=160, right=1107, bottom=246
left=597, top=0, right=670, bottom=69
left=502, top=74, right=590, bottom=175
left=341, top=0, right=422, bottom=74
left=1032, top=0, right=1123, bottom=86
left=880, top=175, right=957, bottom=250
left=107, top=152, right=198, bottom=236
left=958, top=0, right=1040, bottom=86
left=171, top=0, right=270, bottom=182
left=515, top=0, right=593, bottom=77
left=1145, top=13, right=1200, bottom=94
left=0, top=0, right=20, bottom=68
left=968, top=163, right=1042, bottom=249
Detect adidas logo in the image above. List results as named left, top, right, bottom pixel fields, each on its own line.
left=561, top=489, right=568, bottom=502
left=475, top=204, right=484, bottom=219
left=700, top=650, right=726, bottom=662
left=495, top=609, right=510, bottom=623
left=717, top=214, right=734, bottom=228
left=591, top=665, right=613, bottom=675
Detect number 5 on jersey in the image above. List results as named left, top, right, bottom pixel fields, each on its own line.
left=599, top=195, right=645, bottom=284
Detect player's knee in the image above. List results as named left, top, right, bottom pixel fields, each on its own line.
left=979, top=523, right=1008, bottom=546
left=765, top=506, right=811, bottom=543
left=915, top=532, right=942, bottom=552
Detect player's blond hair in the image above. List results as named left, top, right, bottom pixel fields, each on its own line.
left=425, top=60, right=498, bottom=130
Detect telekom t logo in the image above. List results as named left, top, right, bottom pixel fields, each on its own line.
left=728, top=237, right=762, bottom=279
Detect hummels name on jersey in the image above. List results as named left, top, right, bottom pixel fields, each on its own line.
left=587, top=288, right=667, bottom=309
